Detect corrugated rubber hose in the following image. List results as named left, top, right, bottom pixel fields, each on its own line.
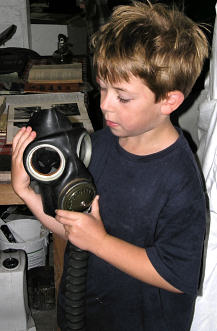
left=64, top=244, right=89, bottom=330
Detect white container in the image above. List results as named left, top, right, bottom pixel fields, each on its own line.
left=0, top=250, right=36, bottom=331
left=0, top=218, right=49, bottom=270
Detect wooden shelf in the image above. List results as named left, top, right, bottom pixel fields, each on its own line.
left=0, top=182, right=24, bottom=205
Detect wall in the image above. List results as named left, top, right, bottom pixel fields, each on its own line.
left=31, top=24, right=87, bottom=56
left=0, top=0, right=31, bottom=48
left=31, top=24, right=68, bottom=56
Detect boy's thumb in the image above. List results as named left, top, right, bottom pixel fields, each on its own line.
left=91, top=195, right=100, bottom=217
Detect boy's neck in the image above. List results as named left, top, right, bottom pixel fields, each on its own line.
left=119, top=123, right=179, bottom=156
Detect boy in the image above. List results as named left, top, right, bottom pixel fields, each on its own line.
left=11, top=1, right=209, bottom=330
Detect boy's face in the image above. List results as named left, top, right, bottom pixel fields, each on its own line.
left=97, top=75, right=166, bottom=139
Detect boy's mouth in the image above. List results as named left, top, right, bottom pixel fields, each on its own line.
left=106, top=120, right=119, bottom=128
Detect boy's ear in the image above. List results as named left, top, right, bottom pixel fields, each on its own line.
left=161, top=91, right=184, bottom=115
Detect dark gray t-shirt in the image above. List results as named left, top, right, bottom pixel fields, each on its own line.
left=58, top=127, right=206, bottom=331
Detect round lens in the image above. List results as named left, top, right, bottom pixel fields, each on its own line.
left=31, top=147, right=61, bottom=175
left=76, top=133, right=92, bottom=167
left=25, top=144, right=65, bottom=182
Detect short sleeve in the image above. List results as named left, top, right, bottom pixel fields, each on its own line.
left=146, top=192, right=206, bottom=295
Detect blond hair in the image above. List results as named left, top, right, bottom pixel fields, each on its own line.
left=91, top=1, right=209, bottom=101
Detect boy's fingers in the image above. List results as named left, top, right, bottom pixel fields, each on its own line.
left=12, top=127, right=36, bottom=159
left=12, top=127, right=26, bottom=151
left=56, top=216, right=75, bottom=229
left=55, top=211, right=77, bottom=225
left=55, top=209, right=75, bottom=218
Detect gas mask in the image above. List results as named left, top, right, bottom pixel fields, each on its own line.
left=23, top=108, right=96, bottom=217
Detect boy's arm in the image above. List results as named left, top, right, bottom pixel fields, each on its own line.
left=95, top=231, right=182, bottom=293
left=11, top=126, right=66, bottom=239
left=18, top=187, right=66, bottom=239
left=56, top=196, right=182, bottom=293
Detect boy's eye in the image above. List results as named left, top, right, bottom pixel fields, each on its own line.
left=118, top=96, right=131, bottom=103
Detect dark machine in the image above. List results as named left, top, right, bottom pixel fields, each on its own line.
left=0, top=25, right=40, bottom=76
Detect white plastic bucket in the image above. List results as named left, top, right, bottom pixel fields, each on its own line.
left=0, top=218, right=49, bottom=270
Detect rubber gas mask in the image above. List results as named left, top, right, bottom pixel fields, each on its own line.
left=23, top=108, right=96, bottom=217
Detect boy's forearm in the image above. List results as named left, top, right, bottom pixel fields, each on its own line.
left=17, top=186, right=66, bottom=239
left=93, top=234, right=182, bottom=293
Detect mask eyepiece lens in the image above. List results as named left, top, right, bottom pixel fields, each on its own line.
left=25, top=144, right=65, bottom=182
left=76, top=132, right=92, bottom=167
left=31, top=147, right=61, bottom=175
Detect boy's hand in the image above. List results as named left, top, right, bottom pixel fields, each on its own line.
left=11, top=126, right=36, bottom=197
left=55, top=195, right=108, bottom=252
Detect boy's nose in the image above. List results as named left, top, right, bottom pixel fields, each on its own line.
left=100, top=93, right=114, bottom=114
left=100, top=94, right=109, bottom=111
